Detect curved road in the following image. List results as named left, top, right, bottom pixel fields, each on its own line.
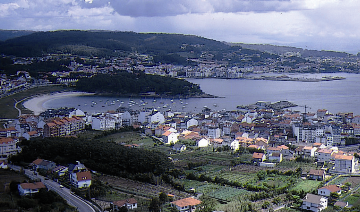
left=10, top=165, right=97, bottom=212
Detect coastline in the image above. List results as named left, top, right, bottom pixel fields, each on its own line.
left=22, top=92, right=94, bottom=115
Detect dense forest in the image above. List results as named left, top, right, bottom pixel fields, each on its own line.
left=11, top=136, right=174, bottom=176
left=76, top=71, right=204, bottom=97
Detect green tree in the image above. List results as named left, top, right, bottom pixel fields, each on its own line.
left=159, top=192, right=168, bottom=204
left=257, top=170, right=267, bottom=180
left=149, top=197, right=161, bottom=212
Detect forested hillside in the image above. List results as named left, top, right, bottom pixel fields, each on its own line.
left=11, top=136, right=174, bottom=177
left=76, top=71, right=204, bottom=97
left=0, top=30, right=229, bottom=58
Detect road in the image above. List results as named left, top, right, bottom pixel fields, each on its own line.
left=10, top=165, right=97, bottom=212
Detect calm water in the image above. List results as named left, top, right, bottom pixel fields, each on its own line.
left=43, top=73, right=360, bottom=115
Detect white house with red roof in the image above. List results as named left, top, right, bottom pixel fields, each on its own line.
left=171, top=197, right=202, bottom=212
left=18, top=182, right=46, bottom=196
left=252, top=152, right=266, bottom=162
left=162, top=130, right=179, bottom=145
left=72, top=171, right=92, bottom=188
left=318, top=185, right=341, bottom=197
left=69, top=161, right=92, bottom=188
left=112, top=198, right=137, bottom=210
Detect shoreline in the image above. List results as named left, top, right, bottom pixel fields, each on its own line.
left=22, top=92, right=94, bottom=115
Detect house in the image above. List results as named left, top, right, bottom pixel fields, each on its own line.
left=252, top=152, right=266, bottom=162
left=31, top=158, right=56, bottom=171
left=316, top=148, right=335, bottom=162
left=318, top=185, right=341, bottom=197
left=162, top=130, right=179, bottom=145
left=69, top=161, right=92, bottom=188
left=303, top=146, right=317, bottom=157
left=173, top=143, right=186, bottom=152
left=196, top=138, right=210, bottom=147
left=301, top=193, right=328, bottom=212
left=71, top=171, right=92, bottom=188
left=230, top=139, right=239, bottom=151
left=334, top=155, right=355, bottom=173
left=113, top=198, right=138, bottom=210
left=171, top=197, right=202, bottom=212
left=18, top=182, right=46, bottom=196
left=308, top=169, right=326, bottom=181
left=268, top=152, right=283, bottom=163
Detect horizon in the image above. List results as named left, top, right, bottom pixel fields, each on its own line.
left=1, top=0, right=360, bottom=54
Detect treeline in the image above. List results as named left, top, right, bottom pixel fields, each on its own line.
left=76, top=71, right=204, bottom=96
left=11, top=137, right=174, bottom=176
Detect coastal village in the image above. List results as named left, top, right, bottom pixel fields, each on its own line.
left=1, top=94, right=360, bottom=211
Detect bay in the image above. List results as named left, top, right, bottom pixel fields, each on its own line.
left=42, top=73, right=360, bottom=115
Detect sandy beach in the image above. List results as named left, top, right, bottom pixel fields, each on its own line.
left=23, top=92, right=93, bottom=115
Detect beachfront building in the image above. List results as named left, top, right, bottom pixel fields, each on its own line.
left=43, top=116, right=85, bottom=137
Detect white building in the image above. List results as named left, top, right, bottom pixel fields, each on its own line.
left=301, top=193, right=328, bottom=212
left=197, top=138, right=210, bottom=147
left=208, top=127, right=221, bottom=139
left=0, top=137, right=19, bottom=160
left=150, top=111, right=165, bottom=124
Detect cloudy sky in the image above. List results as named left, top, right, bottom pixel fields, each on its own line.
left=1, top=0, right=360, bottom=54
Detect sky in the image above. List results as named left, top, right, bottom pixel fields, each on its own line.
left=1, top=0, right=360, bottom=54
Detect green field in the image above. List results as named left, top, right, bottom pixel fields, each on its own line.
left=290, top=179, right=322, bottom=193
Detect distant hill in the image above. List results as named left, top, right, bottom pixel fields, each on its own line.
left=230, top=43, right=352, bottom=58
left=0, top=30, right=35, bottom=41
left=0, top=30, right=231, bottom=58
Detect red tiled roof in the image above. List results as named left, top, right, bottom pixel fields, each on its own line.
left=32, top=158, right=43, bottom=165
left=0, top=137, right=15, bottom=144
left=319, top=184, right=341, bottom=193
left=171, top=197, right=201, bottom=207
left=309, top=169, right=325, bottom=176
left=253, top=152, right=264, bottom=159
left=113, top=198, right=137, bottom=207
left=76, top=171, right=92, bottom=182
left=20, top=182, right=46, bottom=190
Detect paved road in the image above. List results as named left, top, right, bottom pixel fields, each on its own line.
left=10, top=165, right=97, bottom=212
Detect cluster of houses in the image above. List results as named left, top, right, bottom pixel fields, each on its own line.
left=16, top=159, right=92, bottom=197
left=301, top=183, right=349, bottom=212
left=0, top=103, right=359, bottom=175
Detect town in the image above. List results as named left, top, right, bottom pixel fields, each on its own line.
left=1, top=31, right=360, bottom=212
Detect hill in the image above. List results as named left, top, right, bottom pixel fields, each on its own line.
left=0, top=30, right=230, bottom=58
left=0, top=30, right=35, bottom=41
left=230, top=43, right=352, bottom=58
